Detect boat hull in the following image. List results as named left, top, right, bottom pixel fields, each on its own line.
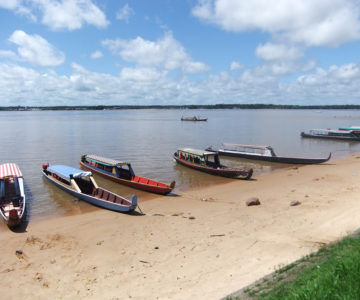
left=173, top=155, right=252, bottom=179
left=0, top=177, right=25, bottom=228
left=216, top=149, right=331, bottom=164
left=42, top=171, right=137, bottom=212
left=79, top=161, right=174, bottom=195
left=301, top=132, right=360, bottom=141
left=181, top=118, right=207, bottom=121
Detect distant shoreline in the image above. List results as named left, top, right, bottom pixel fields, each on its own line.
left=1, top=104, right=360, bottom=111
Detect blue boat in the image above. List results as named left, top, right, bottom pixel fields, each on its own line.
left=42, top=164, right=137, bottom=213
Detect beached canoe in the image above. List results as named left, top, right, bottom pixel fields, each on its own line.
left=42, top=164, right=137, bottom=213
left=207, top=143, right=331, bottom=164
left=0, top=163, right=26, bottom=227
left=173, top=148, right=253, bottom=179
left=80, top=154, right=175, bottom=195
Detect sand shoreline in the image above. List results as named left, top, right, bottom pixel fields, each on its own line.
left=2, top=154, right=360, bottom=299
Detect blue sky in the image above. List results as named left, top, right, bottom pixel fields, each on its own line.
left=1, top=0, right=360, bottom=106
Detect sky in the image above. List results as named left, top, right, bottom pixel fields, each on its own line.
left=1, top=0, right=360, bottom=106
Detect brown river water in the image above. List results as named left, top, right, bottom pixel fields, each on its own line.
left=1, top=109, right=360, bottom=227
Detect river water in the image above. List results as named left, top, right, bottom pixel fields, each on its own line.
left=1, top=109, right=360, bottom=224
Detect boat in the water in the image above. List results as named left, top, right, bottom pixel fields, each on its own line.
left=173, top=148, right=253, bottom=179
left=0, top=163, right=26, bottom=227
left=80, top=154, right=175, bottom=195
left=338, top=126, right=360, bottom=131
left=42, top=164, right=137, bottom=213
left=301, top=129, right=360, bottom=141
left=181, top=116, right=207, bottom=121
left=206, top=143, right=331, bottom=164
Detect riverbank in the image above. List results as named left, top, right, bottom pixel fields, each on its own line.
left=1, top=154, right=360, bottom=299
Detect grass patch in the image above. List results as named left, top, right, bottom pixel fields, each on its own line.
left=226, top=233, right=360, bottom=300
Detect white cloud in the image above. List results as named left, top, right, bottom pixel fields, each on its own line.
left=0, top=0, right=21, bottom=9
left=90, top=50, right=103, bottom=59
left=0, top=0, right=36, bottom=20
left=116, top=3, right=134, bottom=23
left=2, top=60, right=360, bottom=106
left=256, top=43, right=303, bottom=61
left=120, top=67, right=165, bottom=82
left=301, top=60, right=317, bottom=72
left=192, top=0, right=360, bottom=47
left=0, top=50, right=18, bottom=60
left=329, top=63, right=360, bottom=80
left=229, top=61, right=243, bottom=71
left=102, top=32, right=209, bottom=74
left=1, top=0, right=109, bottom=31
left=36, top=0, right=109, bottom=31
left=8, top=30, right=65, bottom=67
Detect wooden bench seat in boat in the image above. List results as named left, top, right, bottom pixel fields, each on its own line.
left=102, top=191, right=109, bottom=200
left=139, top=178, right=148, bottom=184
left=132, top=176, right=140, bottom=182
left=108, top=193, right=116, bottom=202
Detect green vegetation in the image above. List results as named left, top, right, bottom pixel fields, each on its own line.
left=228, top=234, right=360, bottom=300
left=1, top=104, right=360, bottom=111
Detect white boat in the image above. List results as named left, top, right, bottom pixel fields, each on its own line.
left=0, top=163, right=26, bottom=227
left=42, top=164, right=137, bottom=213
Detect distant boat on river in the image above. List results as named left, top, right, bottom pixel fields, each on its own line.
left=181, top=116, right=207, bottom=121
left=301, top=129, right=360, bottom=141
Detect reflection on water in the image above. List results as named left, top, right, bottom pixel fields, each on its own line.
left=1, top=109, right=360, bottom=227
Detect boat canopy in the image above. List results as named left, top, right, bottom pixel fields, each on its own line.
left=48, top=165, right=92, bottom=181
left=178, top=148, right=215, bottom=157
left=222, top=143, right=271, bottom=150
left=86, top=155, right=130, bottom=167
left=0, top=163, right=23, bottom=179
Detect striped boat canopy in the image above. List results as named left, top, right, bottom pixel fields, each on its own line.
left=86, top=155, right=130, bottom=167
left=0, top=163, right=23, bottom=179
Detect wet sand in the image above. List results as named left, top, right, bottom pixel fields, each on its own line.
left=1, top=154, right=360, bottom=299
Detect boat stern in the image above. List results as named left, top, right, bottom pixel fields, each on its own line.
left=130, top=194, right=138, bottom=210
left=7, top=209, right=21, bottom=227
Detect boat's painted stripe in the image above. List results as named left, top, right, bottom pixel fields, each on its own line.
left=0, top=163, right=22, bottom=179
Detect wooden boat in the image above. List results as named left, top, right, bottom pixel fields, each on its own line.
left=80, top=155, right=175, bottom=195
left=0, top=163, right=26, bottom=227
left=42, top=164, right=137, bottom=213
left=301, top=129, right=360, bottom=141
left=181, top=116, right=207, bottom=121
left=173, top=148, right=253, bottom=179
left=206, top=143, right=331, bottom=164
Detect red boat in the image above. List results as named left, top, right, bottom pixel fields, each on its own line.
left=80, top=155, right=175, bottom=195
left=173, top=148, right=253, bottom=179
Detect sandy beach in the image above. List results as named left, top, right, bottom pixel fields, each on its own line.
left=1, top=154, right=360, bottom=299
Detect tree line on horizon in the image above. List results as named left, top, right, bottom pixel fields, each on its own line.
left=1, top=104, right=360, bottom=111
